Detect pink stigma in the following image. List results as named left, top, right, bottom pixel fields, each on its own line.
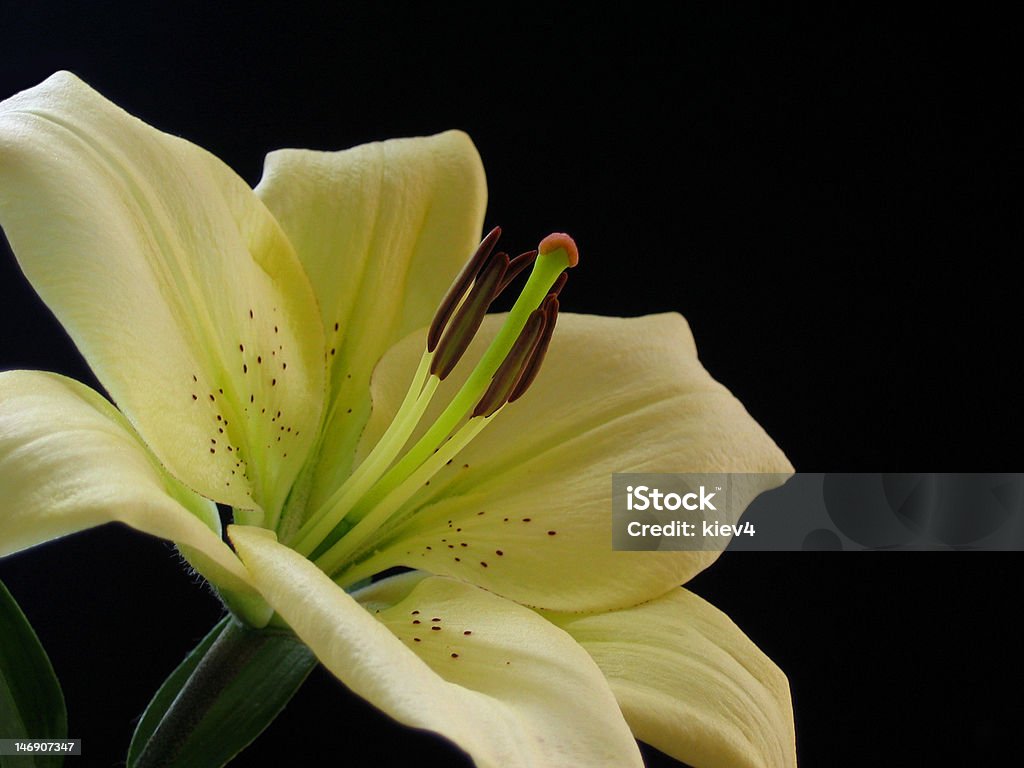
left=538, top=232, right=578, bottom=267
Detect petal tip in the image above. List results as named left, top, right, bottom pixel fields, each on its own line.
left=228, top=524, right=278, bottom=547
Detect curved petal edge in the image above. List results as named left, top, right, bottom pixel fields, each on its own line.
left=547, top=588, right=798, bottom=768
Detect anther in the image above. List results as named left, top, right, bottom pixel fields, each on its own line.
left=428, top=226, right=502, bottom=352
left=473, top=308, right=548, bottom=418
left=496, top=249, right=539, bottom=294
left=509, top=293, right=560, bottom=403
left=431, top=250, right=509, bottom=380
left=549, top=271, right=568, bottom=299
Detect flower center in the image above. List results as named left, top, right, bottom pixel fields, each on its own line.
left=289, top=229, right=577, bottom=579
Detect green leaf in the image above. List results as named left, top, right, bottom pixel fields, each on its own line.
left=0, top=578, right=67, bottom=768
left=128, top=616, right=316, bottom=768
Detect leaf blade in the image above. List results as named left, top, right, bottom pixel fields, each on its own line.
left=0, top=578, right=67, bottom=768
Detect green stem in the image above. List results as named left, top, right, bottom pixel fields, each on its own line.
left=133, top=619, right=284, bottom=768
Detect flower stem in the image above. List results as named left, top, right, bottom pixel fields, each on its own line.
left=132, top=617, right=311, bottom=768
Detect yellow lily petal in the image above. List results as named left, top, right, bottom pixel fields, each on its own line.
left=254, top=132, right=486, bottom=529
left=347, top=312, right=792, bottom=611
left=547, top=588, right=798, bottom=768
left=0, top=370, right=252, bottom=595
left=230, top=527, right=643, bottom=768
left=0, top=72, right=324, bottom=520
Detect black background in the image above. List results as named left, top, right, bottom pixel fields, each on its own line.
left=1, top=4, right=1021, bottom=766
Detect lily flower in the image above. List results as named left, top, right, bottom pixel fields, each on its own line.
left=0, top=72, right=796, bottom=767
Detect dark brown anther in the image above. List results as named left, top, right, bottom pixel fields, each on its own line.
left=496, top=250, right=539, bottom=294
left=549, top=271, right=568, bottom=298
left=431, top=251, right=510, bottom=380
left=473, top=308, right=548, bottom=418
left=427, top=226, right=502, bottom=352
left=508, top=293, right=560, bottom=403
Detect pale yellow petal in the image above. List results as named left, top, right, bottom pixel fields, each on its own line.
left=230, top=528, right=643, bottom=768
left=254, top=132, right=486, bottom=531
left=0, top=370, right=251, bottom=595
left=0, top=72, right=324, bottom=520
left=547, top=588, right=798, bottom=768
left=345, top=313, right=792, bottom=611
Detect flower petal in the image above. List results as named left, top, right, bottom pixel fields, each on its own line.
left=0, top=370, right=251, bottom=595
left=546, top=588, right=798, bottom=768
left=0, top=72, right=324, bottom=519
left=254, top=132, right=486, bottom=527
left=346, top=313, right=792, bottom=611
left=229, top=527, right=643, bottom=768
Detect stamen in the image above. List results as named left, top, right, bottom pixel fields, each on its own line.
left=427, top=226, right=502, bottom=352
left=548, top=271, right=568, bottom=299
left=291, top=231, right=515, bottom=554
left=290, top=351, right=437, bottom=555
left=473, top=307, right=548, bottom=418
left=345, top=236, right=576, bottom=528
left=295, top=231, right=578, bottom=572
left=431, top=250, right=509, bottom=380
left=316, top=414, right=492, bottom=576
